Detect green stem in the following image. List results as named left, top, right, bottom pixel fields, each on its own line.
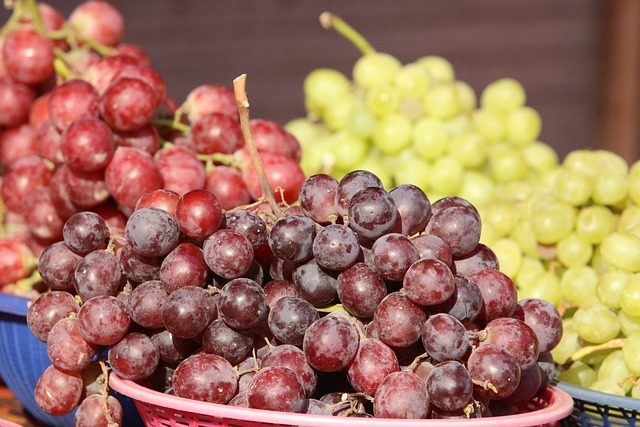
left=24, top=0, right=45, bottom=34
left=152, top=118, right=191, bottom=134
left=319, top=12, right=376, bottom=55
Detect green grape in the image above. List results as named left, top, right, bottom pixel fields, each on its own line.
left=322, top=92, right=359, bottom=131
left=622, top=331, right=640, bottom=372
left=620, top=275, right=640, bottom=316
left=506, top=106, right=542, bottom=145
left=618, top=205, right=640, bottom=235
left=632, top=381, right=640, bottom=398
left=415, top=55, right=455, bottom=83
left=560, top=265, right=599, bottom=307
left=491, top=238, right=522, bottom=279
left=353, top=52, right=402, bottom=89
left=589, top=378, right=626, bottom=396
left=590, top=245, right=615, bottom=274
left=284, top=118, right=328, bottom=146
left=457, top=170, right=496, bottom=208
left=327, top=131, right=369, bottom=172
left=347, top=107, right=376, bottom=139
left=594, top=149, right=629, bottom=175
left=552, top=169, right=593, bottom=207
left=600, top=232, right=640, bottom=273
left=511, top=220, right=541, bottom=259
left=393, top=63, right=431, bottom=97
left=558, top=361, right=596, bottom=388
left=398, top=96, right=424, bottom=120
left=517, top=270, right=562, bottom=307
left=365, top=84, right=400, bottom=117
left=455, top=81, right=477, bottom=113
left=448, top=132, right=488, bottom=169
left=572, top=306, right=620, bottom=344
left=423, top=83, right=460, bottom=120
left=515, top=256, right=546, bottom=289
left=357, top=153, right=393, bottom=190
left=371, top=112, right=412, bottom=156
left=596, top=270, right=630, bottom=309
left=482, top=200, right=519, bottom=237
left=575, top=205, right=615, bottom=245
left=303, top=68, right=352, bottom=116
left=530, top=200, right=576, bottom=245
left=556, top=233, right=593, bottom=268
left=618, top=310, right=640, bottom=337
left=443, top=114, right=472, bottom=137
left=391, top=156, right=431, bottom=191
left=488, top=143, right=528, bottom=183
left=552, top=320, right=580, bottom=365
left=472, top=109, right=506, bottom=143
left=563, top=149, right=602, bottom=182
left=592, top=170, right=629, bottom=206
left=412, top=117, right=449, bottom=161
left=597, top=350, right=633, bottom=393
left=629, top=159, right=640, bottom=205
left=429, top=155, right=464, bottom=196
left=480, top=77, right=526, bottom=114
left=479, top=221, right=501, bottom=247
left=522, top=141, right=559, bottom=175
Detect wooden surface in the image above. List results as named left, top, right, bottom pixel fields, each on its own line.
left=0, top=379, right=43, bottom=426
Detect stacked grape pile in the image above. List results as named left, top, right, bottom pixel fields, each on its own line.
left=28, top=164, right=564, bottom=422
left=0, top=0, right=304, bottom=296
left=286, top=13, right=640, bottom=399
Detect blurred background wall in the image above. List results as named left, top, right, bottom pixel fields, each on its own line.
left=2, top=0, right=639, bottom=163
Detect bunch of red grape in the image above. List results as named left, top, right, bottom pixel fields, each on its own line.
left=28, top=167, right=563, bottom=423
left=0, top=0, right=305, bottom=295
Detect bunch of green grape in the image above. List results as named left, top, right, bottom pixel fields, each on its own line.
left=286, top=12, right=640, bottom=399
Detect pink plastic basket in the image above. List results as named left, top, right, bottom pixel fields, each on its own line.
left=110, top=374, right=574, bottom=427
left=0, top=419, right=23, bottom=427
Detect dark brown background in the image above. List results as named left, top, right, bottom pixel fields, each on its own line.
left=3, top=0, right=639, bottom=163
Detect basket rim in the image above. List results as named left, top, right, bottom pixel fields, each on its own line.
left=0, top=293, right=29, bottom=317
left=110, top=374, right=574, bottom=426
left=556, top=381, right=640, bottom=410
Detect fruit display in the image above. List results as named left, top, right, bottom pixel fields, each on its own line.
left=25, top=74, right=565, bottom=422
left=285, top=13, right=640, bottom=399
left=0, top=0, right=305, bottom=297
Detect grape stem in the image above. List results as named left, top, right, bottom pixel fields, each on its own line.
left=233, top=74, right=283, bottom=218
left=98, top=360, right=118, bottom=427
left=319, top=12, right=376, bottom=55
left=569, top=338, right=625, bottom=364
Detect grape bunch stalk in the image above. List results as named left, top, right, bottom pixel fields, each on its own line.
left=0, top=0, right=305, bottom=298
left=27, top=72, right=564, bottom=423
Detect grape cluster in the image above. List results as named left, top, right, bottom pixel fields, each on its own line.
left=28, top=168, right=563, bottom=422
left=286, top=13, right=640, bottom=399
left=0, top=0, right=305, bottom=297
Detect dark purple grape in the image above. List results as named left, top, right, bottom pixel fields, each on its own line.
left=159, top=242, right=209, bottom=293
left=389, top=183, right=431, bottom=236
left=267, top=296, right=319, bottom=346
left=267, top=214, right=317, bottom=263
left=203, top=228, right=254, bottom=279
left=74, top=394, right=123, bottom=427
left=124, top=206, right=180, bottom=257
left=425, top=361, right=473, bottom=412
left=108, top=332, right=160, bottom=381
left=74, top=249, right=122, bottom=300
left=223, top=209, right=267, bottom=249
left=38, top=241, right=82, bottom=291
left=373, top=371, right=429, bottom=419
left=77, top=295, right=130, bottom=346
left=480, top=317, right=540, bottom=369
left=425, top=202, right=481, bottom=258
left=452, top=243, right=500, bottom=277
left=403, top=258, right=455, bottom=306
left=47, top=317, right=97, bottom=372
left=518, top=298, right=563, bottom=353
left=312, top=224, right=361, bottom=271
left=348, top=187, right=398, bottom=241
left=34, top=365, right=83, bottom=416
left=62, top=211, right=109, bottom=255
left=336, top=262, right=387, bottom=319
left=469, top=268, right=518, bottom=323
left=292, top=258, right=338, bottom=307
left=371, top=233, right=419, bottom=282
left=467, top=343, right=521, bottom=400
left=202, top=319, right=254, bottom=365
left=173, top=352, right=237, bottom=404
left=422, top=313, right=470, bottom=362
left=373, top=292, right=426, bottom=348
left=261, top=344, right=317, bottom=397
left=217, top=278, right=267, bottom=330
left=27, top=291, right=80, bottom=342
left=150, top=329, right=198, bottom=367
left=303, top=313, right=359, bottom=372
left=335, top=169, right=384, bottom=218
left=263, top=279, right=298, bottom=307
left=117, top=243, right=162, bottom=284
left=410, top=234, right=453, bottom=267
left=299, top=173, right=339, bottom=224
left=247, top=366, right=306, bottom=413
left=346, top=337, right=399, bottom=396
left=128, top=280, right=168, bottom=329
left=431, top=275, right=483, bottom=323
left=161, top=285, right=217, bottom=339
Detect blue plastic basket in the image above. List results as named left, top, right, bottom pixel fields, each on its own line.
left=0, top=292, right=144, bottom=427
left=557, top=381, right=639, bottom=427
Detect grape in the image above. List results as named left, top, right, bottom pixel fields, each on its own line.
left=268, top=296, right=318, bottom=345
left=467, top=344, right=521, bottom=400
left=34, top=365, right=83, bottom=416
left=518, top=298, right=563, bottom=353
left=27, top=291, right=80, bottom=342
left=468, top=268, right=518, bottom=323
left=261, top=344, right=317, bottom=397
left=135, top=188, right=180, bottom=217
left=61, top=117, right=115, bottom=172
left=74, top=394, right=123, bottom=427
left=77, top=295, right=130, bottom=346
left=127, top=280, right=168, bottom=329
left=182, top=83, right=239, bottom=123
left=373, top=292, right=426, bottom=348
left=336, top=262, right=387, bottom=319
left=202, top=319, right=254, bottom=366
left=161, top=285, right=217, bottom=339
left=74, top=249, right=123, bottom=300
left=348, top=187, right=399, bottom=242
left=108, top=332, right=159, bottom=381
left=217, top=278, right=267, bottom=330
left=312, top=224, right=361, bottom=271
left=125, top=207, right=180, bottom=257
left=175, top=189, right=223, bottom=241
left=190, top=112, right=244, bottom=154
left=371, top=233, right=419, bottom=282
left=0, top=76, right=36, bottom=128
left=240, top=150, right=305, bottom=205
left=99, top=77, right=157, bottom=132
left=292, top=258, right=338, bottom=307
left=202, top=229, right=254, bottom=279
left=403, top=258, right=455, bottom=306
left=159, top=242, right=209, bottom=293
left=2, top=29, right=54, bottom=85
left=118, top=243, right=162, bottom=284
left=268, top=215, right=317, bottom=263
left=422, top=313, right=469, bottom=362
left=68, top=0, right=125, bottom=47
left=114, top=122, right=161, bottom=154
left=425, top=361, right=473, bottom=412
left=346, top=337, right=399, bottom=396
left=224, top=209, right=267, bottom=249
left=299, top=173, right=339, bottom=224
left=480, top=317, right=540, bottom=369
left=47, top=317, right=97, bottom=372
left=205, top=166, right=252, bottom=210
left=105, top=147, right=163, bottom=209
left=0, top=123, right=37, bottom=166
left=432, top=275, right=483, bottom=323
left=1, top=155, right=53, bottom=214
left=303, top=313, right=359, bottom=372
left=173, top=353, right=237, bottom=404
left=247, top=366, right=306, bottom=413
left=335, top=169, right=384, bottom=217
left=62, top=211, right=109, bottom=255
left=389, top=183, right=432, bottom=236
left=373, top=370, right=429, bottom=419
left=154, top=145, right=206, bottom=196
